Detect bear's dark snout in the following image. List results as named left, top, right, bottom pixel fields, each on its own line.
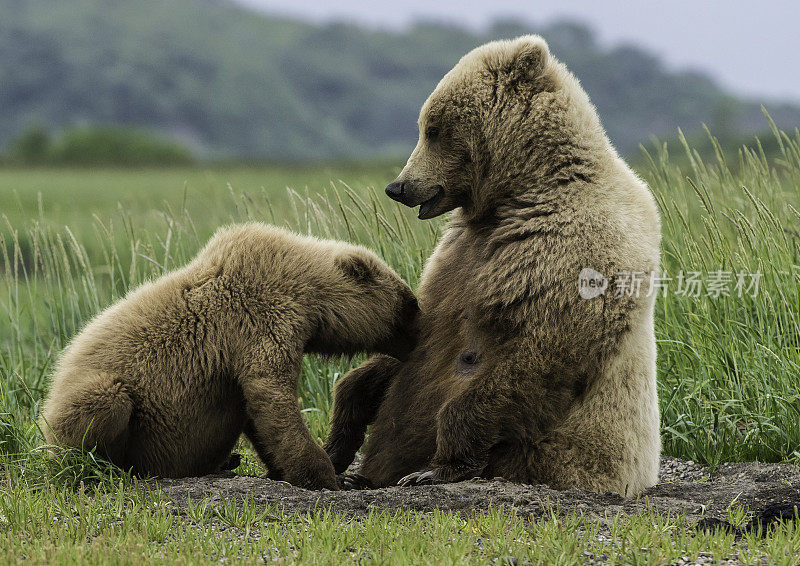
left=386, top=181, right=445, bottom=218
left=385, top=181, right=406, bottom=201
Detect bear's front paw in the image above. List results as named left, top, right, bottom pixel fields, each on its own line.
left=398, top=461, right=484, bottom=487
left=397, top=468, right=444, bottom=487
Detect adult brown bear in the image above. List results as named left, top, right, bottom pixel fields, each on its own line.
left=324, top=35, right=662, bottom=496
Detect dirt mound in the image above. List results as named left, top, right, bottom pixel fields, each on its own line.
left=160, top=457, right=800, bottom=526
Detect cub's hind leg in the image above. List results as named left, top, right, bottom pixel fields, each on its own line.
left=41, top=371, right=133, bottom=467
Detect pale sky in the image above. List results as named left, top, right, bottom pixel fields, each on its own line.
left=233, top=0, right=800, bottom=103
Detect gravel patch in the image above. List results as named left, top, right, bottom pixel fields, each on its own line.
left=159, top=456, right=800, bottom=527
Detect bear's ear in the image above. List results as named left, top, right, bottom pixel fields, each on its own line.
left=335, top=252, right=377, bottom=282
left=507, top=36, right=549, bottom=83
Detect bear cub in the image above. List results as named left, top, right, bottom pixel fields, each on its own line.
left=40, top=223, right=418, bottom=490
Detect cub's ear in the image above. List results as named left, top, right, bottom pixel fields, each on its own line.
left=335, top=252, right=377, bottom=282
left=507, top=35, right=549, bottom=82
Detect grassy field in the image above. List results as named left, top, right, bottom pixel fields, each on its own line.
left=1, top=126, right=800, bottom=563
left=0, top=163, right=402, bottom=250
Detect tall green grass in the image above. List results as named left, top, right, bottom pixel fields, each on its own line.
left=1, top=122, right=799, bottom=484
left=645, top=118, right=800, bottom=466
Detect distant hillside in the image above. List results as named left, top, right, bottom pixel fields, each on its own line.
left=1, top=0, right=799, bottom=160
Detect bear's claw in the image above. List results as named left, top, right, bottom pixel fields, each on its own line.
left=397, top=469, right=443, bottom=487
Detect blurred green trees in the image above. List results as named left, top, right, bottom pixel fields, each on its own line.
left=1, top=0, right=798, bottom=161
left=8, top=126, right=51, bottom=164
left=6, top=126, right=192, bottom=166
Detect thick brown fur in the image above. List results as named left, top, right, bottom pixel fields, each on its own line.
left=325, top=36, right=661, bottom=496
left=40, top=223, right=418, bottom=490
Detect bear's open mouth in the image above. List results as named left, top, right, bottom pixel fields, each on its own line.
left=417, top=186, right=444, bottom=220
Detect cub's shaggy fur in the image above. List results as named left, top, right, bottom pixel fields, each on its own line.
left=325, top=36, right=661, bottom=496
left=41, top=223, right=418, bottom=490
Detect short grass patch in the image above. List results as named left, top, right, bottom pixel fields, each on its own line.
left=3, top=463, right=800, bottom=565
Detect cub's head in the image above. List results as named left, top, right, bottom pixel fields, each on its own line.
left=308, top=247, right=419, bottom=361
left=385, top=35, right=554, bottom=220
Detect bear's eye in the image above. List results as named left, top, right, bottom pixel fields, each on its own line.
left=459, top=350, right=477, bottom=365
left=425, top=126, right=440, bottom=141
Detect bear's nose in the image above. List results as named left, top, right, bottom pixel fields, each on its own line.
left=385, top=181, right=405, bottom=200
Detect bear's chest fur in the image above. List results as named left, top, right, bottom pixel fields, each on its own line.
left=418, top=225, right=489, bottom=349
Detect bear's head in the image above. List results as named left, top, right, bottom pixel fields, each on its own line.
left=386, top=35, right=576, bottom=220
left=307, top=247, right=419, bottom=361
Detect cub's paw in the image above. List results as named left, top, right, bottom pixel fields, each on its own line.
left=340, top=473, right=373, bottom=490
left=287, top=443, right=339, bottom=491
left=302, top=474, right=339, bottom=491
left=324, top=447, right=355, bottom=475
left=292, top=466, right=339, bottom=491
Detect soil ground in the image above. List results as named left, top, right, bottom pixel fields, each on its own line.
left=160, top=457, right=800, bottom=530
